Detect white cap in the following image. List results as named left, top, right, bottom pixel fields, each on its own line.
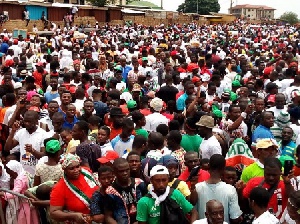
left=150, top=165, right=169, bottom=177
left=13, top=82, right=22, bottom=89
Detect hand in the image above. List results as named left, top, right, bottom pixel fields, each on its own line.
left=190, top=175, right=198, bottom=190
left=244, top=104, right=253, bottom=115
left=16, top=99, right=26, bottom=110
left=12, top=121, right=21, bottom=132
left=235, top=180, right=245, bottom=191
left=72, top=213, right=88, bottom=224
left=242, top=136, right=250, bottom=142
left=25, top=144, right=34, bottom=153
left=282, top=170, right=294, bottom=185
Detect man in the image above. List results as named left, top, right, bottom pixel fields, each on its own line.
left=180, top=117, right=202, bottom=153
left=242, top=158, right=292, bottom=219
left=127, top=151, right=142, bottom=178
left=109, top=107, right=125, bottom=140
left=197, top=115, right=222, bottom=159
left=120, top=56, right=132, bottom=83
left=157, top=74, right=178, bottom=103
left=252, top=111, right=275, bottom=143
left=249, top=187, right=279, bottom=224
left=178, top=152, right=210, bottom=189
left=270, top=111, right=291, bottom=143
left=278, top=127, right=297, bottom=160
left=267, top=93, right=287, bottom=117
left=146, top=132, right=171, bottom=161
left=193, top=200, right=228, bottom=224
left=176, top=81, right=195, bottom=111
left=137, top=165, right=198, bottom=224
left=62, top=104, right=78, bottom=130
left=105, top=158, right=146, bottom=224
left=190, top=154, right=242, bottom=223
left=40, top=100, right=59, bottom=131
left=92, top=89, right=108, bottom=119
left=111, top=118, right=135, bottom=157
left=4, top=111, right=47, bottom=175
left=44, top=77, right=59, bottom=104
left=59, top=90, right=72, bottom=115
left=78, top=99, right=95, bottom=123
left=241, top=138, right=278, bottom=183
left=144, top=97, right=168, bottom=132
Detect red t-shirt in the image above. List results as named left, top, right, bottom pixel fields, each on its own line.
left=33, top=70, right=47, bottom=87
left=243, top=177, right=287, bottom=218
left=50, top=170, right=99, bottom=214
left=178, top=169, right=210, bottom=189
left=140, top=108, right=152, bottom=116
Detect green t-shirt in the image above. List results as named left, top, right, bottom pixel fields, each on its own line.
left=135, top=128, right=149, bottom=139
left=240, top=162, right=264, bottom=183
left=180, top=134, right=202, bottom=153
left=137, top=189, right=193, bottom=224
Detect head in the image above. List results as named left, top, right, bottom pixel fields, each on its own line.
left=228, top=105, right=241, bottom=121
left=45, top=138, right=61, bottom=159
left=72, top=121, right=89, bottom=140
left=60, top=90, right=72, bottom=106
left=150, top=165, right=169, bottom=195
left=132, top=110, right=146, bottom=127
left=83, top=99, right=94, bottom=116
left=275, top=93, right=286, bottom=109
left=209, top=154, right=226, bottom=175
left=132, top=135, right=147, bottom=156
left=249, top=187, right=271, bottom=214
left=184, top=151, right=200, bottom=171
left=66, top=104, right=76, bottom=118
left=184, top=81, right=195, bottom=95
left=60, top=154, right=81, bottom=180
left=207, top=83, right=216, bottom=96
left=287, top=190, right=300, bottom=221
left=200, top=158, right=210, bottom=171
left=159, top=155, right=179, bottom=180
left=260, top=111, right=275, bottom=128
left=255, top=98, right=265, bottom=113
left=5, top=160, right=23, bottom=179
left=113, top=158, right=130, bottom=183
left=205, top=200, right=225, bottom=224
left=110, top=107, right=124, bottom=129
left=48, top=101, right=59, bottom=118
left=256, top=139, right=278, bottom=163
left=222, top=166, right=237, bottom=186
left=148, top=132, right=165, bottom=151
left=121, top=118, right=134, bottom=138
left=98, top=166, right=114, bottom=189
left=23, top=111, right=39, bottom=133
left=127, top=151, right=141, bottom=175
left=97, top=126, right=110, bottom=144
left=282, top=127, right=293, bottom=143
left=264, top=158, right=282, bottom=186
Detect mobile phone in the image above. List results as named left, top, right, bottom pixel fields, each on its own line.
left=284, top=160, right=294, bottom=176
left=186, top=166, right=201, bottom=182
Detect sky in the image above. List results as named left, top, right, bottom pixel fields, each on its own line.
left=147, top=0, right=300, bottom=18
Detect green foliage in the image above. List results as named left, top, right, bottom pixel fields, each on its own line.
left=279, top=11, right=299, bottom=25
left=88, top=0, right=107, bottom=7
left=177, top=0, right=220, bottom=14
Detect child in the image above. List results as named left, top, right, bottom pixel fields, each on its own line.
left=60, top=128, right=80, bottom=154
left=200, top=158, right=210, bottom=171
left=222, top=166, right=238, bottom=186
left=88, top=115, right=101, bottom=142
left=90, top=166, right=115, bottom=223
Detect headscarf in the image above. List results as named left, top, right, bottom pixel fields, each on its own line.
left=60, top=153, right=81, bottom=169
left=6, top=160, right=25, bottom=177
left=0, top=162, right=10, bottom=189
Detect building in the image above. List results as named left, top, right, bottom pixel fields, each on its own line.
left=229, top=4, right=275, bottom=20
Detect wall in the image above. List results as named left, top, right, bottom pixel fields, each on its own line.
left=0, top=3, right=24, bottom=20
left=26, top=5, right=48, bottom=20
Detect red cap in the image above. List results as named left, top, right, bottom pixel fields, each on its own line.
left=264, top=67, right=273, bottom=75
left=5, top=59, right=14, bottom=67
left=28, top=106, right=40, bottom=112
left=289, top=62, right=298, bottom=68
left=3, top=37, right=9, bottom=41
left=51, top=71, right=59, bottom=77
left=170, top=50, right=178, bottom=56
left=69, top=86, right=77, bottom=94
left=267, top=94, right=275, bottom=103
left=187, top=63, right=199, bottom=72
left=13, top=39, right=18, bottom=45
left=97, top=151, right=119, bottom=164
left=191, top=76, right=201, bottom=83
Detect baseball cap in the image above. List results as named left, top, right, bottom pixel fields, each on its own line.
left=158, top=155, right=178, bottom=167
left=150, top=97, right=163, bottom=112
left=46, top=139, right=61, bottom=154
left=170, top=50, right=178, bottom=56
left=97, top=151, right=119, bottom=164
left=256, top=139, right=278, bottom=149
left=127, top=100, right=137, bottom=109
left=150, top=165, right=169, bottom=177
left=232, top=80, right=241, bottom=87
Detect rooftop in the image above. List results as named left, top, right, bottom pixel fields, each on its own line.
left=231, top=4, right=276, bottom=10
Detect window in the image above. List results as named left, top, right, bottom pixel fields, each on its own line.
left=248, top=9, right=250, bottom=12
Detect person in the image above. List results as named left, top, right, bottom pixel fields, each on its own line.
left=267, top=93, right=287, bottom=117
left=222, top=166, right=238, bottom=186
left=241, top=138, right=278, bottom=183
left=97, top=125, right=114, bottom=155
left=0, top=160, right=39, bottom=224
left=249, top=187, right=280, bottom=224
left=145, top=97, right=169, bottom=132
left=281, top=190, right=300, bottom=224
left=132, top=110, right=148, bottom=139
left=127, top=151, right=143, bottom=178
left=104, top=158, right=146, bottom=224
left=50, top=153, right=98, bottom=223
left=196, top=115, right=222, bottom=159
left=242, top=158, right=293, bottom=219
left=193, top=200, right=228, bottom=224
left=180, top=117, right=202, bottom=153
left=111, top=118, right=135, bottom=157
left=167, top=130, right=186, bottom=172
left=146, top=132, right=171, bottom=161
left=137, top=165, right=198, bottom=224
left=90, top=166, right=115, bottom=223
left=279, top=127, right=297, bottom=160
left=73, top=120, right=102, bottom=173
left=109, top=107, right=125, bottom=140
left=176, top=81, right=195, bottom=111
left=190, top=154, right=242, bottom=223
left=4, top=110, right=47, bottom=175
left=252, top=111, right=275, bottom=143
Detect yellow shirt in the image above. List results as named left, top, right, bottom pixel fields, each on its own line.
left=148, top=178, right=191, bottom=197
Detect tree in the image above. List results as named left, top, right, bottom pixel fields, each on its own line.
left=88, top=0, right=107, bottom=7
left=177, top=0, right=220, bottom=14
left=279, top=11, right=299, bottom=25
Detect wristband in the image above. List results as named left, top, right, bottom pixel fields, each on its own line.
left=241, top=112, right=247, bottom=119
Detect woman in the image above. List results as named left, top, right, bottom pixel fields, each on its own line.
left=50, top=153, right=99, bottom=223
left=282, top=190, right=300, bottom=224
left=0, top=162, right=10, bottom=189
left=1, top=160, right=38, bottom=224
left=33, top=138, right=63, bottom=186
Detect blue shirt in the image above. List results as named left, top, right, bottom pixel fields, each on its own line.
left=279, top=140, right=297, bottom=159
left=252, top=125, right=274, bottom=142
left=62, top=116, right=78, bottom=130
left=121, top=65, right=132, bottom=83
left=176, top=93, right=188, bottom=111
left=93, top=101, right=108, bottom=118
left=44, top=92, right=59, bottom=104
left=0, top=43, right=8, bottom=54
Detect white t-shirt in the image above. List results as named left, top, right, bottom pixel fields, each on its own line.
left=199, top=135, right=222, bottom=159
left=193, top=218, right=228, bottom=224
left=14, top=127, right=47, bottom=175
left=267, top=106, right=287, bottom=118
left=145, top=112, right=169, bottom=132
left=253, top=211, right=279, bottom=224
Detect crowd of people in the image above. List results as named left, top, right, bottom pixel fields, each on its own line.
left=0, top=18, right=299, bottom=224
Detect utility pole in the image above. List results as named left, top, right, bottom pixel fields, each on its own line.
left=230, top=0, right=233, bottom=14
left=197, top=0, right=198, bottom=14
left=161, top=0, right=163, bottom=9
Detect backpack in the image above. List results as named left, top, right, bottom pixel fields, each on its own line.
left=146, top=188, right=189, bottom=224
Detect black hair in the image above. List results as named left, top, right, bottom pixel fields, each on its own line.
left=113, top=158, right=128, bottom=169
left=264, top=158, right=282, bottom=170
left=168, top=130, right=182, bottom=145
left=98, top=165, right=113, bottom=175
left=84, top=99, right=93, bottom=104
left=169, top=120, right=180, bottom=131
left=76, top=120, right=90, bottom=135
left=209, top=154, right=226, bottom=171
left=249, top=187, right=270, bottom=208
left=131, top=110, right=145, bottom=123
left=200, top=158, right=210, bottom=165
left=228, top=104, right=240, bottom=113
left=99, top=125, right=111, bottom=136
left=132, top=135, right=147, bottom=150
left=107, top=89, right=121, bottom=100
left=224, top=166, right=237, bottom=173
left=88, top=115, right=101, bottom=127
left=36, top=184, right=52, bottom=200
left=122, top=118, right=134, bottom=129
left=127, top=151, right=141, bottom=160
left=156, top=124, right=169, bottom=137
